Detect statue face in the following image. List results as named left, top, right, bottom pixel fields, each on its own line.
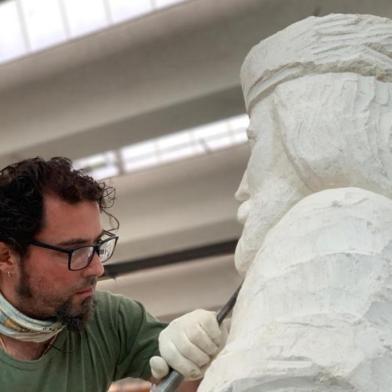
left=234, top=74, right=392, bottom=276
left=234, top=99, right=306, bottom=274
left=234, top=107, right=271, bottom=274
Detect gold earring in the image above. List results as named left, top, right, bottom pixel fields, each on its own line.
left=7, top=271, right=12, bottom=278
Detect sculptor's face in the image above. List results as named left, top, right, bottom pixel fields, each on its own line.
left=2, top=194, right=105, bottom=331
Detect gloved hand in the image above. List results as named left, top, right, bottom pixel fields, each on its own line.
left=149, top=309, right=228, bottom=381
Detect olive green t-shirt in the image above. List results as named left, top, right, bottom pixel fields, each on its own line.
left=0, top=291, right=166, bottom=392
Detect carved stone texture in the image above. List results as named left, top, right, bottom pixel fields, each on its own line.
left=199, top=14, right=392, bottom=392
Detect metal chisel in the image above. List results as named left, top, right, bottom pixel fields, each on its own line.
left=151, top=283, right=242, bottom=392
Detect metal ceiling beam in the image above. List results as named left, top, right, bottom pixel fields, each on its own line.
left=103, top=238, right=238, bottom=279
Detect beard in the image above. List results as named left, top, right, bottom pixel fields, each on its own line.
left=16, top=262, right=97, bottom=333
left=54, top=296, right=96, bottom=332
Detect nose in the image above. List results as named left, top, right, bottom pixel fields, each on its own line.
left=235, top=171, right=250, bottom=202
left=83, top=252, right=104, bottom=278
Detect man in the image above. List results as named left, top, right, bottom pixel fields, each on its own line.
left=0, top=157, right=225, bottom=391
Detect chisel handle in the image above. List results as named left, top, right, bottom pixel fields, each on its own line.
left=151, top=370, right=184, bottom=392
left=151, top=283, right=242, bottom=392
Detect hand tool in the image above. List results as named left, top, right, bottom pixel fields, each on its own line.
left=151, top=283, right=242, bottom=392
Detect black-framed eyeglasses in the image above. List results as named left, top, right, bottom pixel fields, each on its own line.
left=29, top=230, right=119, bottom=271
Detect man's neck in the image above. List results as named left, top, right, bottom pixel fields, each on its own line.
left=0, top=334, right=53, bottom=361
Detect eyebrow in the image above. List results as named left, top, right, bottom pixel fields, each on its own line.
left=56, top=230, right=105, bottom=247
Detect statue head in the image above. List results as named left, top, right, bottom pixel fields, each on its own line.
left=235, top=13, right=392, bottom=274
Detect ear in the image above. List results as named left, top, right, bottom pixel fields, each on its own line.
left=0, top=242, right=18, bottom=272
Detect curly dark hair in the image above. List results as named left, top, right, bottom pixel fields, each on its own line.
left=0, top=157, right=118, bottom=256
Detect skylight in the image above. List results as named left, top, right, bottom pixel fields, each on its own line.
left=73, top=114, right=249, bottom=180
left=0, top=0, right=189, bottom=64
left=0, top=1, right=26, bottom=62
left=20, top=0, right=67, bottom=51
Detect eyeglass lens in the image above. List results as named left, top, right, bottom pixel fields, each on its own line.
left=71, top=238, right=116, bottom=270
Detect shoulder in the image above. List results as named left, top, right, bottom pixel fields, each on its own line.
left=93, top=290, right=147, bottom=322
left=94, top=290, right=137, bottom=309
left=88, top=291, right=150, bottom=337
left=253, top=187, right=392, bottom=276
left=271, top=187, right=392, bottom=236
left=272, top=187, right=392, bottom=239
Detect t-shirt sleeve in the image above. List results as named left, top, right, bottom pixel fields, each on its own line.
left=112, top=295, right=167, bottom=381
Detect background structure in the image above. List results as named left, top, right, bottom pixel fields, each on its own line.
left=1, top=3, right=392, bottom=386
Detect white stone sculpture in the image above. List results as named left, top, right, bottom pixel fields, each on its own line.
left=199, top=14, right=392, bottom=392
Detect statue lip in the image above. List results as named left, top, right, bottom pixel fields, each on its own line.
left=237, top=200, right=250, bottom=225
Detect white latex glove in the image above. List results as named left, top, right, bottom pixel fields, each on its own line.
left=149, top=309, right=228, bottom=380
